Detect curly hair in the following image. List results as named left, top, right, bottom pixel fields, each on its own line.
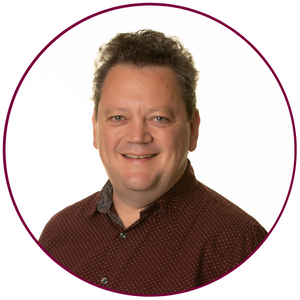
left=92, top=30, right=199, bottom=121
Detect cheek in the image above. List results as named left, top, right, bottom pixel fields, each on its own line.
left=98, top=128, right=114, bottom=155
left=99, top=127, right=124, bottom=155
left=160, top=127, right=189, bottom=155
left=174, top=127, right=190, bottom=155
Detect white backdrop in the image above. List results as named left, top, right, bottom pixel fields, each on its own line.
left=1, top=1, right=299, bottom=299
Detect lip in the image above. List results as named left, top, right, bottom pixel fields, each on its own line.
left=121, top=153, right=159, bottom=160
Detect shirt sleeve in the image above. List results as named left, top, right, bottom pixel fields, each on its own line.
left=228, top=224, right=268, bottom=269
left=38, top=216, right=57, bottom=252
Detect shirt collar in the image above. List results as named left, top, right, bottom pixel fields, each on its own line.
left=155, top=159, right=197, bottom=219
left=97, top=180, right=113, bottom=213
left=88, top=159, right=197, bottom=218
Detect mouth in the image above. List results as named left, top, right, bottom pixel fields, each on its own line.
left=122, top=154, right=158, bottom=159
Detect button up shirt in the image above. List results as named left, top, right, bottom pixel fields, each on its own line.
left=39, top=161, right=267, bottom=295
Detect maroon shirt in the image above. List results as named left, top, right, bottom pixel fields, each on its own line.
left=39, top=161, right=267, bottom=295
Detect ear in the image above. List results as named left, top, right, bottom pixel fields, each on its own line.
left=189, top=109, right=200, bottom=152
left=92, top=113, right=99, bottom=149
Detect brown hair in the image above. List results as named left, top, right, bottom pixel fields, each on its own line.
left=92, top=29, right=199, bottom=121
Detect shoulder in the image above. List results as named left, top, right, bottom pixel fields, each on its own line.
left=49, top=191, right=101, bottom=222
left=179, top=180, right=268, bottom=242
left=181, top=181, right=267, bottom=269
left=38, top=191, right=101, bottom=248
left=191, top=181, right=264, bottom=226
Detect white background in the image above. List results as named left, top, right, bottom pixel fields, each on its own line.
left=4, top=2, right=294, bottom=237
left=1, top=1, right=299, bottom=299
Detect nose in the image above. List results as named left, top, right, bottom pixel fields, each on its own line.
left=126, top=120, right=153, bottom=144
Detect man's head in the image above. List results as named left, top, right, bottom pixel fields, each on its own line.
left=92, top=30, right=200, bottom=206
left=92, top=29, right=199, bottom=122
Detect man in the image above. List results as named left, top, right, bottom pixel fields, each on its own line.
left=39, top=30, right=267, bottom=295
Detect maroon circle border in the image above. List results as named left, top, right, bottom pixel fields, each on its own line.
left=2, top=2, right=297, bottom=297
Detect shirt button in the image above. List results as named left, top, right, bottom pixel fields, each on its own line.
left=101, top=277, right=108, bottom=285
left=120, top=232, right=127, bottom=239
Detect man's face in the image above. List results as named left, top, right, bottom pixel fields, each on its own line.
left=93, top=65, right=200, bottom=202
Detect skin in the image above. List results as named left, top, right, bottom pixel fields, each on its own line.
left=92, top=65, right=200, bottom=227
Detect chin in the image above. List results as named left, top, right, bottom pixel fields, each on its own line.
left=122, top=173, right=159, bottom=192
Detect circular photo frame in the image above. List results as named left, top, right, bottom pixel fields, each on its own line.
left=3, top=3, right=296, bottom=297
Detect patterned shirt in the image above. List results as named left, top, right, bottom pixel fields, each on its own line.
left=39, top=160, right=267, bottom=295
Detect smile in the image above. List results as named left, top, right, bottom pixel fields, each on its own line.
left=122, top=154, right=158, bottom=159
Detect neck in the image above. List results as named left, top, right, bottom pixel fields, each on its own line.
left=112, top=190, right=151, bottom=228
left=112, top=181, right=174, bottom=229
left=111, top=159, right=188, bottom=228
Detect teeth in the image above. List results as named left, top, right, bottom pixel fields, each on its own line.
left=125, top=154, right=155, bottom=159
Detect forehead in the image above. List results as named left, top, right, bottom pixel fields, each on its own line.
left=99, top=65, right=184, bottom=113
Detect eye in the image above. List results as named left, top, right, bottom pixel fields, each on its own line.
left=108, top=115, right=126, bottom=124
left=112, top=116, right=123, bottom=121
left=154, top=116, right=166, bottom=122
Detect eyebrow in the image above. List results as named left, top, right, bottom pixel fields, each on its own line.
left=144, top=107, right=176, bottom=120
left=105, top=107, right=129, bottom=117
left=105, top=107, right=175, bottom=118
